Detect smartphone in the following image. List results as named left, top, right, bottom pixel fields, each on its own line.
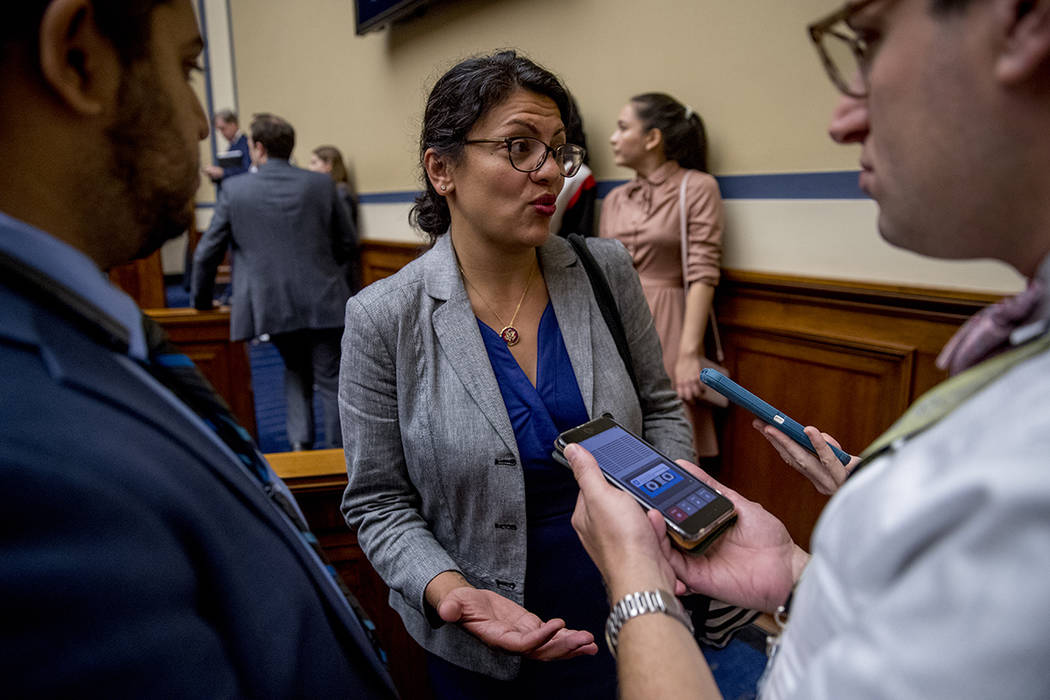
left=699, top=368, right=852, bottom=466
left=555, top=416, right=736, bottom=552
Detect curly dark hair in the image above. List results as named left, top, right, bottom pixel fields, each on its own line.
left=410, top=50, right=571, bottom=241
left=630, top=92, right=708, bottom=174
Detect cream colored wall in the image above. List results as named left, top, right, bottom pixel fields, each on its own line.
left=228, top=0, right=847, bottom=184
left=219, top=0, right=1023, bottom=293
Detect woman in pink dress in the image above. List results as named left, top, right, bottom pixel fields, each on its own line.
left=600, top=93, right=725, bottom=458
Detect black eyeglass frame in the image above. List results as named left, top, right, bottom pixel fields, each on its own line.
left=807, top=0, right=881, bottom=98
left=463, top=136, right=586, bottom=178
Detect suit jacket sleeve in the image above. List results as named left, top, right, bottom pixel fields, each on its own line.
left=190, top=187, right=234, bottom=310
left=339, top=294, right=461, bottom=618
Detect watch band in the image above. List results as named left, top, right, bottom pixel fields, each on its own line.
left=605, top=589, right=694, bottom=657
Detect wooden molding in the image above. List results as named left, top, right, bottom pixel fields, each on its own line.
left=360, top=239, right=427, bottom=286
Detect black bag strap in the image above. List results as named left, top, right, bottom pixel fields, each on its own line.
left=566, top=233, right=640, bottom=396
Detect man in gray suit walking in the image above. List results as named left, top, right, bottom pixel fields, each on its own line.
left=192, top=113, right=357, bottom=450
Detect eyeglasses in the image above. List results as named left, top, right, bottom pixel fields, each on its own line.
left=464, top=136, right=586, bottom=178
left=808, top=0, right=881, bottom=98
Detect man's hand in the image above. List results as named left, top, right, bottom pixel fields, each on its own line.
left=203, top=165, right=223, bottom=181
left=564, top=443, right=679, bottom=600
left=565, top=443, right=807, bottom=614
left=754, top=420, right=859, bottom=495
left=658, top=460, right=808, bottom=613
left=437, top=587, right=598, bottom=660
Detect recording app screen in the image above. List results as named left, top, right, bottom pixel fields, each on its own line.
left=578, top=426, right=719, bottom=524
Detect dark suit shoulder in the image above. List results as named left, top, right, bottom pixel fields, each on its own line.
left=0, top=291, right=394, bottom=698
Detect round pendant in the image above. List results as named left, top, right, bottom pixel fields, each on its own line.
left=499, top=326, right=520, bottom=346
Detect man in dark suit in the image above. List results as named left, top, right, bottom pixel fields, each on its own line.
left=204, top=108, right=252, bottom=186
left=0, top=1, right=394, bottom=696
left=192, top=113, right=357, bottom=451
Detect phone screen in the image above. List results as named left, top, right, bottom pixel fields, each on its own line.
left=573, top=424, right=726, bottom=530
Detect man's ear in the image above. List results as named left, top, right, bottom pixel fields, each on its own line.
left=38, top=0, right=121, bottom=115
left=423, top=148, right=454, bottom=194
left=996, top=0, right=1050, bottom=84
left=250, top=139, right=266, bottom=163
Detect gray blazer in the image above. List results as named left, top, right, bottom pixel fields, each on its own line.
left=191, top=160, right=357, bottom=341
left=339, top=233, right=694, bottom=679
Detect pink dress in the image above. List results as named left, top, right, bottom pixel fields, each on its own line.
left=600, top=160, right=725, bottom=456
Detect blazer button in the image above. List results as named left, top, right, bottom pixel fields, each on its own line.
left=495, top=579, right=516, bottom=591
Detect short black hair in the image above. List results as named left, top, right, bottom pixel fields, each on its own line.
left=1, top=1, right=170, bottom=70
left=250, top=113, right=295, bottom=160
left=410, top=50, right=571, bottom=240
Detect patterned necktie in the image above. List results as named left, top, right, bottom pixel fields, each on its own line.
left=936, top=278, right=1046, bottom=376
left=139, top=315, right=386, bottom=663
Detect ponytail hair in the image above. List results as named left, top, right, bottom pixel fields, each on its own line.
left=630, top=92, right=708, bottom=173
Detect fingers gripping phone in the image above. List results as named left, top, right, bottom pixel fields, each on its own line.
left=555, top=416, right=736, bottom=552
left=699, top=368, right=852, bottom=466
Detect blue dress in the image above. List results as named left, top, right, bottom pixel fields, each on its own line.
left=426, top=302, right=618, bottom=699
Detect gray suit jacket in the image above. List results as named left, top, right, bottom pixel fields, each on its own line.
left=339, top=233, right=694, bottom=679
left=191, top=160, right=357, bottom=341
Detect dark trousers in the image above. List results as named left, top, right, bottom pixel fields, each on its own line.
left=269, top=328, right=343, bottom=449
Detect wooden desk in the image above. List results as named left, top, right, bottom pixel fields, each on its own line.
left=267, top=448, right=347, bottom=491
left=266, top=449, right=432, bottom=699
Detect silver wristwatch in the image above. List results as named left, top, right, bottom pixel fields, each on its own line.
left=605, top=589, right=694, bottom=657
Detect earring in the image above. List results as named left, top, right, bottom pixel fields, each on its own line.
left=440, top=184, right=447, bottom=192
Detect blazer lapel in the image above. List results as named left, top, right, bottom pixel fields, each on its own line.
left=425, top=235, right=519, bottom=455
left=540, top=237, right=596, bottom=417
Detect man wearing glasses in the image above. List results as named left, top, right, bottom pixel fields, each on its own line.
left=563, top=0, right=1050, bottom=697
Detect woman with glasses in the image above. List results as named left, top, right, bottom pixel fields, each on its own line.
left=340, top=51, right=694, bottom=699
left=601, top=93, right=726, bottom=464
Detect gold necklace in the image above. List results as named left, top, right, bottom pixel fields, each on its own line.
left=458, top=263, right=535, bottom=346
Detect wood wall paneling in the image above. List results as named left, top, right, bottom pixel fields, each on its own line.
left=360, top=240, right=426, bottom=286
left=713, top=271, right=997, bottom=547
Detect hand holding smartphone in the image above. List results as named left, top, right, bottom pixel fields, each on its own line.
left=699, top=369, right=852, bottom=466
left=555, top=416, right=736, bottom=552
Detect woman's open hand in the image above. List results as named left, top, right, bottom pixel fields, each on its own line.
left=437, top=587, right=598, bottom=660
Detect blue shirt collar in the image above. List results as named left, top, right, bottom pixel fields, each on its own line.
left=0, top=210, right=148, bottom=360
